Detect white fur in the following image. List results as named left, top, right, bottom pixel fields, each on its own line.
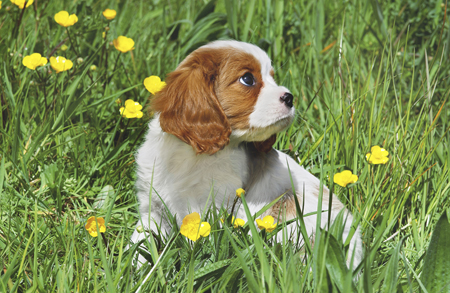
left=130, top=40, right=363, bottom=269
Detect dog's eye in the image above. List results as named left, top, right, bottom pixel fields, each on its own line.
left=239, top=73, right=255, bottom=86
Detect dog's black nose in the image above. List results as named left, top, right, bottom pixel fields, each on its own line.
left=280, top=92, right=293, bottom=108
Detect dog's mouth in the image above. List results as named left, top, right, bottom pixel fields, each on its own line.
left=231, top=113, right=295, bottom=142
left=275, top=112, right=295, bottom=127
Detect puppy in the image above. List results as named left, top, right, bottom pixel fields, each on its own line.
left=131, top=40, right=362, bottom=267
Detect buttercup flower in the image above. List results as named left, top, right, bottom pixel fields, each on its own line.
left=256, top=215, right=277, bottom=233
left=333, top=170, right=358, bottom=187
left=143, top=76, right=166, bottom=94
left=22, top=53, right=47, bottom=70
left=235, top=188, right=245, bottom=198
left=11, top=0, right=33, bottom=9
left=180, top=212, right=211, bottom=241
left=366, top=145, right=389, bottom=164
left=221, top=216, right=245, bottom=228
left=102, top=9, right=116, bottom=20
left=113, top=36, right=135, bottom=53
left=49, top=56, right=73, bottom=73
left=54, top=11, right=78, bottom=27
left=232, top=217, right=245, bottom=228
left=85, top=216, right=106, bottom=237
left=0, top=1, right=2, bottom=9
left=119, top=99, right=143, bottom=118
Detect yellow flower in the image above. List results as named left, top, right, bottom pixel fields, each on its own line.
left=235, top=188, right=245, bottom=198
left=143, top=76, right=166, bottom=94
left=11, top=0, right=33, bottom=9
left=119, top=99, right=143, bottom=118
left=113, top=36, right=135, bottom=53
left=22, top=53, right=47, bottom=70
left=232, top=217, right=245, bottom=228
left=54, top=11, right=78, bottom=27
left=102, top=9, right=116, bottom=20
left=256, top=215, right=277, bottom=233
left=0, top=1, right=2, bottom=9
left=333, top=170, right=358, bottom=187
left=85, top=216, right=106, bottom=237
left=49, top=56, right=73, bottom=73
left=221, top=216, right=245, bottom=228
left=366, top=145, right=389, bottom=164
left=180, top=212, right=211, bottom=241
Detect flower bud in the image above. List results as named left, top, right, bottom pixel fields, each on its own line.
left=90, top=65, right=97, bottom=71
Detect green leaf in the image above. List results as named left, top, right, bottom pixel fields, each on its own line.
left=223, top=225, right=260, bottom=293
left=319, top=229, right=357, bottom=292
left=382, top=238, right=403, bottom=293
left=421, top=212, right=450, bottom=292
left=93, top=185, right=115, bottom=211
left=368, top=0, right=387, bottom=38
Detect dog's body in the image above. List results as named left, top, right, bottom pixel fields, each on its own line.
left=131, top=40, right=362, bottom=267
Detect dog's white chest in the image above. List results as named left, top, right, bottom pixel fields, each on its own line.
left=135, top=119, right=248, bottom=222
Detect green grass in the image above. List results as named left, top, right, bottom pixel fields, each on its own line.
left=1, top=0, right=450, bottom=292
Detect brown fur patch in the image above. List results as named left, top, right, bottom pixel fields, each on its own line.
left=214, top=50, right=263, bottom=130
left=266, top=190, right=299, bottom=221
left=253, top=134, right=277, bottom=153
left=151, top=48, right=232, bottom=155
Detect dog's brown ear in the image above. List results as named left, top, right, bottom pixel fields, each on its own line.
left=151, top=49, right=231, bottom=155
left=253, top=134, right=277, bottom=153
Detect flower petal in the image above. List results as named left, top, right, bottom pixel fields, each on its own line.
left=103, top=9, right=117, bottom=20
left=235, top=188, right=245, bottom=198
left=143, top=76, right=166, bottom=94
left=199, top=222, right=211, bottom=237
left=113, top=36, right=135, bottom=53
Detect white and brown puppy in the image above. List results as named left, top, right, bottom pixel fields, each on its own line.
left=131, top=40, right=362, bottom=266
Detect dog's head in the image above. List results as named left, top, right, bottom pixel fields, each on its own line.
left=151, top=40, right=295, bottom=154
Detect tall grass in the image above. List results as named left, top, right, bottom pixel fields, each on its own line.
left=1, top=0, right=449, bottom=292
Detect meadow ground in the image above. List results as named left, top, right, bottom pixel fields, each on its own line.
left=1, top=0, right=450, bottom=292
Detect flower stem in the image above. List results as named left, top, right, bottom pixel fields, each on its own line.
left=112, top=53, right=121, bottom=75
left=48, top=37, right=69, bottom=58
left=105, top=53, right=121, bottom=89
left=100, top=23, right=110, bottom=68
left=116, top=117, right=130, bottom=147
left=229, top=197, right=239, bottom=218
left=101, top=233, right=112, bottom=256
left=13, top=2, right=28, bottom=39
left=35, top=69, right=48, bottom=112
left=66, top=28, right=80, bottom=57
